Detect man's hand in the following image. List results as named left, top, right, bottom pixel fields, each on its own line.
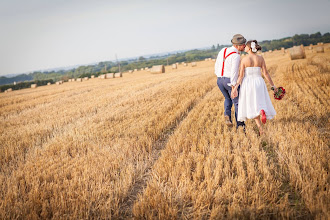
left=231, top=89, right=238, bottom=99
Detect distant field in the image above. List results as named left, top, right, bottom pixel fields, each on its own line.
left=0, top=45, right=329, bottom=219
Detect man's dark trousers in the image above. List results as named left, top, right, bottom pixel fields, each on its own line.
left=217, top=77, right=245, bottom=128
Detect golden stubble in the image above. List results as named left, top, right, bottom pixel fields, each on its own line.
left=0, top=46, right=329, bottom=219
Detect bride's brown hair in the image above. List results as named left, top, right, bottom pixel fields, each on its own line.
left=246, top=40, right=262, bottom=52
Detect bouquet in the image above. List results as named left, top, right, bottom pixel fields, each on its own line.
left=272, top=86, right=286, bottom=100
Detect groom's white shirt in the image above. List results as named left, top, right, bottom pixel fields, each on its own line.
left=214, top=46, right=240, bottom=86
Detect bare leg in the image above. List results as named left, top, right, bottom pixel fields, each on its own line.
left=254, top=116, right=263, bottom=135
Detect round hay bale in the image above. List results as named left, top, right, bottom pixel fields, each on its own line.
left=183, top=63, right=187, bottom=66
left=191, top=62, right=197, bottom=67
left=6, top=88, right=12, bottom=92
left=106, top=73, right=113, bottom=79
left=172, top=64, right=177, bottom=69
left=71, top=79, right=75, bottom=82
left=91, top=75, right=95, bottom=79
left=56, top=81, right=61, bottom=85
left=129, top=70, right=133, bottom=73
left=150, top=65, right=165, bottom=73
left=290, top=46, right=306, bottom=60
left=141, top=68, right=144, bottom=71
left=317, top=42, right=323, bottom=46
left=76, top=78, right=82, bottom=82
left=84, top=77, right=89, bottom=81
left=315, top=46, right=324, bottom=53
left=309, top=44, right=313, bottom=50
left=99, top=74, right=106, bottom=79
left=31, top=84, right=37, bottom=88
left=134, top=69, right=138, bottom=72
left=114, top=72, right=122, bottom=77
left=268, top=50, right=272, bottom=53
left=47, top=82, right=51, bottom=86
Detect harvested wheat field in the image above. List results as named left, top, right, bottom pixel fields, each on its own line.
left=0, top=44, right=329, bottom=219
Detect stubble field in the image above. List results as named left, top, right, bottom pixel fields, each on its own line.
left=0, top=45, right=329, bottom=219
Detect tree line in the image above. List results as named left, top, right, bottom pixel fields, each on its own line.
left=1, top=31, right=329, bottom=90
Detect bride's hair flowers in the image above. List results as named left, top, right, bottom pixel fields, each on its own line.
left=272, top=86, right=286, bottom=100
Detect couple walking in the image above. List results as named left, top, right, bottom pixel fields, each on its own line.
left=215, top=34, right=277, bottom=134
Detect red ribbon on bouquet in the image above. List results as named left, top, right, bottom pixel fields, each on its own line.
left=272, top=86, right=286, bottom=100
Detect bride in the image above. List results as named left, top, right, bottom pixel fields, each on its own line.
left=231, top=40, right=277, bottom=134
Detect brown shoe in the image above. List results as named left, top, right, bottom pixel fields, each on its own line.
left=224, top=115, right=233, bottom=126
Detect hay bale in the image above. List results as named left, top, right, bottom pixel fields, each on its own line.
left=290, top=45, right=306, bottom=60
left=106, top=73, right=113, bottom=79
left=47, top=82, right=51, bottom=86
left=150, top=65, right=165, bottom=73
left=31, top=84, right=37, bottom=88
left=56, top=82, right=61, bottom=85
left=68, top=79, right=72, bottom=82
left=172, top=64, right=177, bottom=69
left=114, top=72, right=122, bottom=78
left=212, top=59, right=216, bottom=62
left=99, top=74, right=106, bottom=79
left=309, top=44, right=313, bottom=50
left=191, top=62, right=197, bottom=67
left=141, top=68, right=144, bottom=71
left=129, top=70, right=133, bottom=73
left=6, top=88, right=12, bottom=92
left=91, top=75, right=95, bottom=79
left=268, top=50, right=272, bottom=53
left=71, top=79, right=75, bottom=82
left=83, top=77, right=89, bottom=81
left=134, top=69, right=138, bottom=72
left=317, top=42, right=323, bottom=46
left=76, top=78, right=82, bottom=82
left=315, top=46, right=324, bottom=53
left=183, top=63, right=187, bottom=66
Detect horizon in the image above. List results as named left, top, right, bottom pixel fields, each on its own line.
left=1, top=0, right=330, bottom=76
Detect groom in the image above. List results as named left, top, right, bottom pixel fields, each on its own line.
left=215, top=34, right=246, bottom=128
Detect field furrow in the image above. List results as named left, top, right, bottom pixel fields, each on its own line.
left=0, top=47, right=329, bottom=219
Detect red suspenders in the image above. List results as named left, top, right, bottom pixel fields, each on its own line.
left=221, top=48, right=237, bottom=76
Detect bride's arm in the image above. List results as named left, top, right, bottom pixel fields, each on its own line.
left=261, top=58, right=276, bottom=89
left=233, top=61, right=245, bottom=90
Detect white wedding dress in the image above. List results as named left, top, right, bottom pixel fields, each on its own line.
left=237, top=67, right=276, bottom=121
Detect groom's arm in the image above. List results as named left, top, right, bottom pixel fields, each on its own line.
left=230, top=54, right=240, bottom=86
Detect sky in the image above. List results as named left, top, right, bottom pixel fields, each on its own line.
left=0, top=0, right=329, bottom=76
